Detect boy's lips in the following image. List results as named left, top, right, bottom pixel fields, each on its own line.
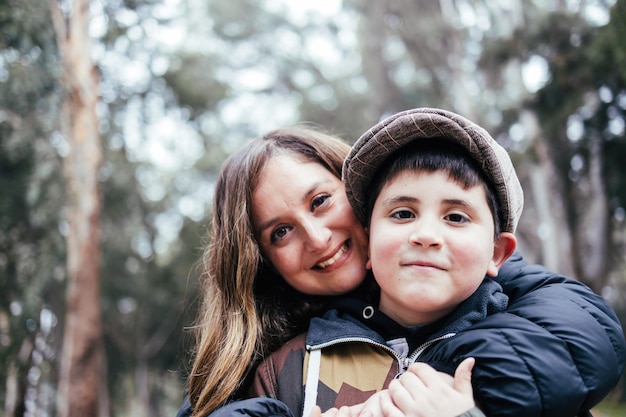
left=314, top=240, right=350, bottom=270
left=403, top=260, right=446, bottom=270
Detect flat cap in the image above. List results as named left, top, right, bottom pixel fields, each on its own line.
left=343, top=107, right=523, bottom=233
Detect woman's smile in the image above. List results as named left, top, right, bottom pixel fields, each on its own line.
left=314, top=240, right=351, bottom=270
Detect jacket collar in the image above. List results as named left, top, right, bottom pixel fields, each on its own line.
left=306, top=277, right=507, bottom=349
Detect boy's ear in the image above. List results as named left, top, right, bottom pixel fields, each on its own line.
left=486, top=232, right=517, bottom=277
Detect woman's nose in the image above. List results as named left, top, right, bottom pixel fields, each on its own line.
left=303, top=218, right=331, bottom=251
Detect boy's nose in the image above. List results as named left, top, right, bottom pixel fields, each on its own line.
left=409, top=222, right=443, bottom=248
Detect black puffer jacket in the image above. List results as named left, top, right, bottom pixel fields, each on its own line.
left=177, top=253, right=625, bottom=417
left=479, top=252, right=625, bottom=414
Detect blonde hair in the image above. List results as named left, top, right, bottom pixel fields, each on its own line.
left=188, top=127, right=351, bottom=417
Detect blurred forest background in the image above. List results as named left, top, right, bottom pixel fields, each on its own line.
left=1, top=0, right=626, bottom=416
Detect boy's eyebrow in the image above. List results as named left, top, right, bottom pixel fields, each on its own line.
left=442, top=198, right=475, bottom=208
left=380, top=195, right=419, bottom=206
left=380, top=195, right=475, bottom=208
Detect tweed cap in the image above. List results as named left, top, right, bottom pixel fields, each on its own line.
left=343, top=107, right=523, bottom=233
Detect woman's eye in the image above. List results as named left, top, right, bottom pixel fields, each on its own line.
left=311, top=194, right=330, bottom=211
left=270, top=225, right=291, bottom=243
left=391, top=210, right=414, bottom=220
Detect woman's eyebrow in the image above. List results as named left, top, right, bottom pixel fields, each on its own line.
left=256, top=180, right=333, bottom=234
left=256, top=216, right=280, bottom=236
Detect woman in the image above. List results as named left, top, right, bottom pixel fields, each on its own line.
left=180, top=127, right=625, bottom=417
left=185, top=128, right=371, bottom=417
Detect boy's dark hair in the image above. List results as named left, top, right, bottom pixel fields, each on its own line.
left=365, top=138, right=502, bottom=237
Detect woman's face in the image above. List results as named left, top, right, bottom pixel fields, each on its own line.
left=251, top=154, right=369, bottom=295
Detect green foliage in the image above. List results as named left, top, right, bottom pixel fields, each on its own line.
left=592, top=0, right=626, bottom=82
left=0, top=0, right=207, bottom=414
left=589, top=0, right=626, bottom=212
left=0, top=0, right=66, bottom=412
left=163, top=54, right=229, bottom=114
left=529, top=0, right=626, bottom=269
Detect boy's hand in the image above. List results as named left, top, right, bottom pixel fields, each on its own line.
left=383, top=357, right=476, bottom=417
left=315, top=358, right=476, bottom=417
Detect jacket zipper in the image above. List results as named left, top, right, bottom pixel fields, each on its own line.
left=401, top=333, right=456, bottom=372
left=307, top=332, right=456, bottom=376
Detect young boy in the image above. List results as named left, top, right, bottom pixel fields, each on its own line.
left=248, top=108, right=588, bottom=417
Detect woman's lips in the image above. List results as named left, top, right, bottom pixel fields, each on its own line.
left=315, top=240, right=350, bottom=270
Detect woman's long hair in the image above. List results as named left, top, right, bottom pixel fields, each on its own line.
left=188, top=127, right=352, bottom=417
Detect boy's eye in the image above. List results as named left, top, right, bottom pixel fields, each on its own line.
left=311, top=194, right=330, bottom=211
left=391, top=210, right=414, bottom=220
left=445, top=213, right=468, bottom=223
left=270, top=225, right=291, bottom=243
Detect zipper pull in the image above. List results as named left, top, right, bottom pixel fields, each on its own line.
left=401, top=357, right=411, bottom=372
left=394, top=357, right=412, bottom=379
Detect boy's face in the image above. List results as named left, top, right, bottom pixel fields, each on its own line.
left=367, top=169, right=515, bottom=327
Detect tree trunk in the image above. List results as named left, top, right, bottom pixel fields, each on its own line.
left=48, top=1, right=106, bottom=416
left=521, top=110, right=577, bottom=277
left=576, top=132, right=609, bottom=292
